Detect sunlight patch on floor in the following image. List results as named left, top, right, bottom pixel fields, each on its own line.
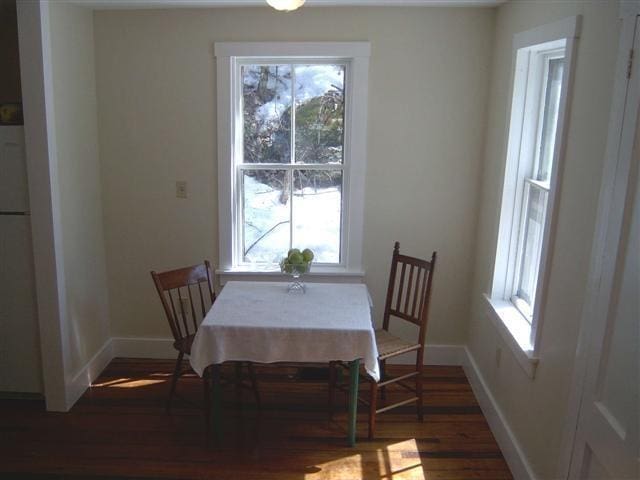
left=378, top=439, right=424, bottom=480
left=92, top=378, right=166, bottom=388
left=304, top=439, right=424, bottom=480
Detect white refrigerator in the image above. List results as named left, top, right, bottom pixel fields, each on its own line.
left=0, top=126, right=42, bottom=394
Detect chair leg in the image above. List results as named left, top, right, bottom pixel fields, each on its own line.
left=416, top=363, right=424, bottom=422
left=369, top=379, right=379, bottom=440
left=167, top=351, right=184, bottom=413
left=379, top=359, right=387, bottom=401
left=247, top=362, right=261, bottom=408
left=328, top=362, right=337, bottom=419
left=203, top=366, right=211, bottom=443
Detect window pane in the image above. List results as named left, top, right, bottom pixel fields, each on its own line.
left=517, top=185, right=548, bottom=308
left=243, top=170, right=290, bottom=263
left=294, top=65, right=345, bottom=165
left=535, top=58, right=564, bottom=182
left=292, top=169, right=342, bottom=263
left=242, top=65, right=292, bottom=164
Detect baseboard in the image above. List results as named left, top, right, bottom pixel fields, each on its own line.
left=386, top=344, right=466, bottom=366
left=462, top=346, right=537, bottom=480
left=112, top=336, right=176, bottom=359
left=66, top=338, right=114, bottom=410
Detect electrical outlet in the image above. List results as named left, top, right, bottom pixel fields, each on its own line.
left=495, top=347, right=502, bottom=368
left=176, top=181, right=187, bottom=199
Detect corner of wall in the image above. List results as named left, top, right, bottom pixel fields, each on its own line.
left=66, top=337, right=114, bottom=409
left=463, top=347, right=536, bottom=480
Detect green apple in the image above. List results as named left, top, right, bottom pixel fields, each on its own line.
left=288, top=252, right=304, bottom=265
left=302, top=248, right=314, bottom=262
left=287, top=248, right=301, bottom=258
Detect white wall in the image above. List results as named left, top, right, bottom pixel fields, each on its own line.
left=93, top=6, right=495, bottom=345
left=467, top=0, right=619, bottom=478
left=49, top=2, right=111, bottom=376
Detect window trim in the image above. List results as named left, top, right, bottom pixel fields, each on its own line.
left=486, top=16, right=581, bottom=378
left=215, top=42, right=370, bottom=276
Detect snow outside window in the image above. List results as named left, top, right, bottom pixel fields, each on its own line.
left=215, top=43, right=370, bottom=275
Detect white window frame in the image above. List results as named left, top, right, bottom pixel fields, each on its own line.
left=485, top=17, right=580, bottom=378
left=215, top=42, right=370, bottom=281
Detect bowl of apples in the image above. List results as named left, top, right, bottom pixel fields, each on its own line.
left=280, top=248, right=314, bottom=293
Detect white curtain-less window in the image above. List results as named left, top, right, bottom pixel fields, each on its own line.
left=485, top=17, right=580, bottom=378
left=512, top=51, right=564, bottom=320
left=215, top=43, right=370, bottom=275
left=239, top=62, right=345, bottom=265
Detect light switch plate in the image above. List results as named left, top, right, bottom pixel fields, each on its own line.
left=176, top=181, right=187, bottom=199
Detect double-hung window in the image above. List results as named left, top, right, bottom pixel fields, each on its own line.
left=486, top=17, right=580, bottom=377
left=215, top=43, right=370, bottom=277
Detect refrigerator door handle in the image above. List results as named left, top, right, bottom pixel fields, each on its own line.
left=0, top=211, right=30, bottom=216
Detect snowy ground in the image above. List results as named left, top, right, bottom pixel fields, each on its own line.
left=243, top=175, right=341, bottom=265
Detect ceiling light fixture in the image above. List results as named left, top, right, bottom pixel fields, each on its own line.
left=266, top=0, right=306, bottom=12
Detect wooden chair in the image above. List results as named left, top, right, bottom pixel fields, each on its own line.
left=329, top=242, right=436, bottom=439
left=150, top=261, right=260, bottom=420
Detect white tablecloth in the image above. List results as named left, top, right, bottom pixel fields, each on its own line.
left=189, top=281, right=380, bottom=381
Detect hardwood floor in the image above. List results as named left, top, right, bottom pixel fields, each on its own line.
left=0, top=359, right=513, bottom=480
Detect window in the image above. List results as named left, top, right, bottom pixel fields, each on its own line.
left=486, top=17, right=580, bottom=376
left=215, top=43, right=370, bottom=275
left=512, top=50, right=564, bottom=320
left=240, top=63, right=344, bottom=264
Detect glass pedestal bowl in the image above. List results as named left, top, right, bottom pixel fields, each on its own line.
left=280, top=260, right=311, bottom=293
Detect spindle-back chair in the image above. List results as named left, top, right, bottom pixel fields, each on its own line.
left=329, top=242, right=437, bottom=439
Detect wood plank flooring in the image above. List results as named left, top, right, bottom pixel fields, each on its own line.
left=0, top=359, right=512, bottom=480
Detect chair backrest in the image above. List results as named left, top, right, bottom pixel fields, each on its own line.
left=150, top=261, right=215, bottom=343
left=382, top=242, right=437, bottom=346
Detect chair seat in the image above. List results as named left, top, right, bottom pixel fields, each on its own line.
left=173, top=334, right=195, bottom=355
left=375, top=329, right=421, bottom=360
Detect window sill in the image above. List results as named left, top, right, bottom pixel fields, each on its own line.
left=482, top=293, right=539, bottom=379
left=217, top=267, right=365, bottom=285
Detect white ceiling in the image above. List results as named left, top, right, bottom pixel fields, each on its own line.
left=64, top=0, right=505, bottom=9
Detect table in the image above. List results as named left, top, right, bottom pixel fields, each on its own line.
left=189, top=281, right=379, bottom=445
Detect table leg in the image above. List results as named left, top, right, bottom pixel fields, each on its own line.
left=348, top=359, right=360, bottom=447
left=211, top=364, right=222, bottom=444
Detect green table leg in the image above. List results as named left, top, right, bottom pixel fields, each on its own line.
left=348, top=359, right=360, bottom=446
left=211, top=364, right=222, bottom=444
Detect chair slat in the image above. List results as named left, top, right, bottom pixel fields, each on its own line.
left=187, top=285, right=198, bottom=332
left=403, top=264, right=414, bottom=315
left=167, top=290, right=182, bottom=339
left=197, top=282, right=206, bottom=317
left=395, top=262, right=407, bottom=312
left=410, top=266, right=422, bottom=318
left=418, top=266, right=430, bottom=319
left=177, top=287, right=191, bottom=336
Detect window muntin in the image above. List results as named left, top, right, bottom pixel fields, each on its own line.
left=237, top=61, right=347, bottom=266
